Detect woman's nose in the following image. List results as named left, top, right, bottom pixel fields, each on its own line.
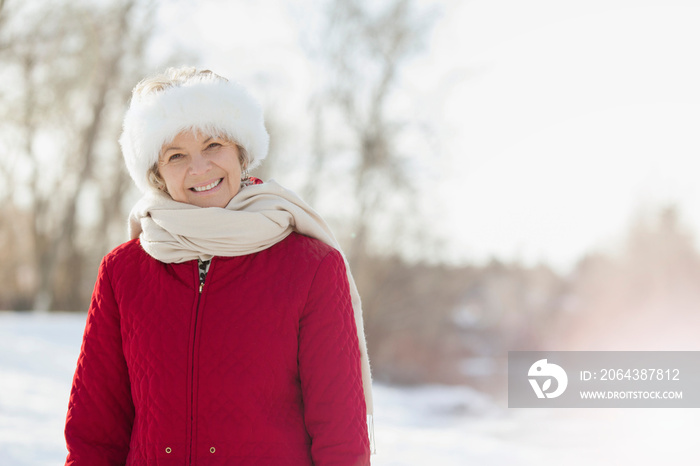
left=188, top=153, right=211, bottom=174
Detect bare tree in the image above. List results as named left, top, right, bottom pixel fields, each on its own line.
left=296, top=0, right=442, bottom=381
left=302, top=0, right=437, bottom=263
left=0, top=0, right=159, bottom=310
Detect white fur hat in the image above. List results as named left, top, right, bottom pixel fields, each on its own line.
left=119, top=73, right=269, bottom=193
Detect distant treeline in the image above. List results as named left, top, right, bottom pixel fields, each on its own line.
left=358, top=206, right=700, bottom=385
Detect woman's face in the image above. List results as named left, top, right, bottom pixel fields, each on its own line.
left=158, top=130, right=243, bottom=208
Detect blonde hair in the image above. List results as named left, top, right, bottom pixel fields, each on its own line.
left=133, top=67, right=226, bottom=99
left=138, top=67, right=250, bottom=191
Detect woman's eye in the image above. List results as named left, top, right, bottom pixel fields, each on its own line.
left=206, top=142, right=222, bottom=150
left=168, top=153, right=184, bottom=162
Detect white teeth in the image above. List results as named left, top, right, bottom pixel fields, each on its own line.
left=192, top=179, right=222, bottom=192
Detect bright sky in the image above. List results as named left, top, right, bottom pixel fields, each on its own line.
left=154, top=0, right=700, bottom=271
left=428, top=0, right=700, bottom=270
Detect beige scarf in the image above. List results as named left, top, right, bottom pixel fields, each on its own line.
left=128, top=180, right=375, bottom=447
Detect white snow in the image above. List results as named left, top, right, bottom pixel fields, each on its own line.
left=1, top=311, right=699, bottom=465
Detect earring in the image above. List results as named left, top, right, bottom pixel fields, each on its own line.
left=240, top=168, right=250, bottom=188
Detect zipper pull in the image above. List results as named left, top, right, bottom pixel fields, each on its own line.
left=199, top=282, right=204, bottom=294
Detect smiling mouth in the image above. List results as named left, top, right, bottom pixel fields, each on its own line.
left=191, top=178, right=223, bottom=192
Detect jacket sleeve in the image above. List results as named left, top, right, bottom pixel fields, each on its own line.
left=65, top=256, right=134, bottom=465
left=298, top=249, right=370, bottom=466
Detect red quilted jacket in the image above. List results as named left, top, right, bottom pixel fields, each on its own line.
left=65, top=232, right=370, bottom=465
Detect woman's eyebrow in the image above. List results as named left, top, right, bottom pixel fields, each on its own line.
left=162, top=145, right=184, bottom=153
left=162, top=137, right=215, bottom=155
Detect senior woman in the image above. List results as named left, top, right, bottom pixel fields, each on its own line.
left=64, top=67, right=374, bottom=465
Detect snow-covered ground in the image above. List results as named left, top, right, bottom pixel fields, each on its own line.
left=1, top=311, right=699, bottom=465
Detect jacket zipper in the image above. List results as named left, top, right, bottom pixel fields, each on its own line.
left=188, top=259, right=210, bottom=465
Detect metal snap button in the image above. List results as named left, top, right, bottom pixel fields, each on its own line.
left=165, top=447, right=172, bottom=454
left=210, top=447, right=216, bottom=453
